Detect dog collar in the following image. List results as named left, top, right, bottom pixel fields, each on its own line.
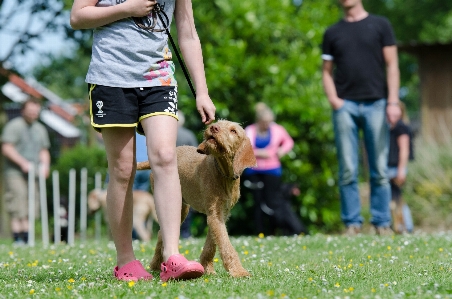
left=214, top=159, right=239, bottom=180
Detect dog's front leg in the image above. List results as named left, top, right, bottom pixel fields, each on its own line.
left=199, top=230, right=217, bottom=275
left=149, top=230, right=164, bottom=271
left=206, top=215, right=250, bottom=277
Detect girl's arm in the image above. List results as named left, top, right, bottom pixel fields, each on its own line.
left=174, top=0, right=216, bottom=124
left=70, top=0, right=156, bottom=30
left=395, top=133, right=410, bottom=185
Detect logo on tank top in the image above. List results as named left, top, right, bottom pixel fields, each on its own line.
left=96, top=101, right=106, bottom=118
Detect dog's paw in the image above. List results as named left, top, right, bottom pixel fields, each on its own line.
left=203, top=263, right=216, bottom=275
left=229, top=267, right=251, bottom=278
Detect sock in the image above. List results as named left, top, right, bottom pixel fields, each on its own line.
left=13, top=232, right=21, bottom=242
left=20, top=232, right=29, bottom=243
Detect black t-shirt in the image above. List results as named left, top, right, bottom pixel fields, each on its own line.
left=388, top=120, right=413, bottom=167
left=322, top=14, right=396, bottom=100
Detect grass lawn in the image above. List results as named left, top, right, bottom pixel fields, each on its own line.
left=1, top=233, right=452, bottom=298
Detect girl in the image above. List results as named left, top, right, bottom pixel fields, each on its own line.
left=70, top=0, right=216, bottom=281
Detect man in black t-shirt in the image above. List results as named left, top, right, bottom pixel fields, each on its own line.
left=322, top=0, right=402, bottom=236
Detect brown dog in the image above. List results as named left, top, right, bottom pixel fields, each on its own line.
left=87, top=189, right=158, bottom=242
left=137, top=120, right=256, bottom=277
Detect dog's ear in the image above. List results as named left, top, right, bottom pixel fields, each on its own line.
left=197, top=141, right=210, bottom=155
left=233, top=136, right=257, bottom=175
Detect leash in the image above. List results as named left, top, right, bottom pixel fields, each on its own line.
left=133, top=3, right=196, bottom=99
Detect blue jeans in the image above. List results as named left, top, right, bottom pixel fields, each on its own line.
left=333, top=98, right=391, bottom=227
left=133, top=170, right=151, bottom=191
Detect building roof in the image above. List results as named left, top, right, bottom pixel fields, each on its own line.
left=0, top=65, right=81, bottom=138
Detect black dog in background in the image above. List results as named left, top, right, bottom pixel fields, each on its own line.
left=270, top=183, right=308, bottom=236
left=243, top=179, right=308, bottom=236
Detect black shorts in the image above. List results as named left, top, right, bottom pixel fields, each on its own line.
left=88, top=84, right=178, bottom=134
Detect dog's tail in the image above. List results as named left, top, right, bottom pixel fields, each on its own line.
left=137, top=161, right=151, bottom=170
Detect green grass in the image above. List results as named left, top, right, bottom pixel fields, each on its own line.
left=1, top=233, right=452, bottom=298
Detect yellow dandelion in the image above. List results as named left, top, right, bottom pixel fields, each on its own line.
left=68, top=278, right=75, bottom=283
left=302, top=245, right=307, bottom=250
left=258, top=233, right=265, bottom=238
left=281, top=294, right=287, bottom=298
left=141, top=248, right=145, bottom=253
left=128, top=281, right=135, bottom=287
left=367, top=255, right=371, bottom=259
left=268, top=262, right=272, bottom=266
left=204, top=278, right=209, bottom=282
left=89, top=249, right=96, bottom=255
left=67, top=285, right=73, bottom=290
left=179, top=245, right=183, bottom=249
left=334, top=282, right=340, bottom=288
left=348, top=263, right=352, bottom=268
left=349, top=287, right=354, bottom=291
left=162, top=282, right=168, bottom=287
left=185, top=250, right=189, bottom=255
left=29, top=289, right=35, bottom=295
left=81, top=277, right=86, bottom=281
left=55, top=287, right=61, bottom=291
left=266, top=290, right=275, bottom=296
left=384, top=283, right=389, bottom=287
left=308, top=277, right=313, bottom=282
left=387, top=246, right=391, bottom=250
left=409, top=255, right=413, bottom=259
left=439, top=248, right=444, bottom=252
left=214, top=258, right=219, bottom=263
left=371, top=288, right=376, bottom=292
left=244, top=251, right=249, bottom=255
left=359, top=263, right=364, bottom=267
left=8, top=251, right=13, bottom=255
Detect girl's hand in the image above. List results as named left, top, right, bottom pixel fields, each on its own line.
left=124, top=0, right=157, bottom=17
left=196, top=94, right=216, bottom=124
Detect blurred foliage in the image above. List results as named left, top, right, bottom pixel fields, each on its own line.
left=404, top=137, right=452, bottom=230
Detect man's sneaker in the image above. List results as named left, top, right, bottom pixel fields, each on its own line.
left=344, top=225, right=361, bottom=236
left=374, top=226, right=394, bottom=236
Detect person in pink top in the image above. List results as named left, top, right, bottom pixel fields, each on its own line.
left=244, top=102, right=294, bottom=235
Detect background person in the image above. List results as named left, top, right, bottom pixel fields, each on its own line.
left=244, top=102, right=294, bottom=235
left=387, top=101, right=414, bottom=233
left=70, top=0, right=216, bottom=281
left=175, top=111, right=198, bottom=238
left=321, top=0, right=401, bottom=235
left=1, top=98, right=51, bottom=244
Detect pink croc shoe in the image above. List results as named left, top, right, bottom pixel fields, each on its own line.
left=113, top=260, right=153, bottom=281
left=160, top=254, right=204, bottom=282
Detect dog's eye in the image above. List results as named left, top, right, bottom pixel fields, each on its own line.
left=231, top=129, right=237, bottom=134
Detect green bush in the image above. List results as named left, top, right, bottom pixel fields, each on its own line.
left=404, top=138, right=452, bottom=230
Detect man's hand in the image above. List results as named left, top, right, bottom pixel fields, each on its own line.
left=331, top=97, right=345, bottom=110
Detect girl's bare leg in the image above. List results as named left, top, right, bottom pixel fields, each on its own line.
left=141, top=115, right=181, bottom=262
left=102, top=127, right=136, bottom=268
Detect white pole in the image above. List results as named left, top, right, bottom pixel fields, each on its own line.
left=68, top=169, right=76, bottom=246
left=80, top=168, right=88, bottom=242
left=28, top=164, right=35, bottom=247
left=52, top=170, right=61, bottom=244
left=94, top=172, right=102, bottom=241
left=39, top=164, right=49, bottom=248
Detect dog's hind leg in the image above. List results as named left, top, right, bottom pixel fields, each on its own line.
left=199, top=230, right=217, bottom=275
left=206, top=214, right=250, bottom=277
left=149, top=230, right=164, bottom=271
